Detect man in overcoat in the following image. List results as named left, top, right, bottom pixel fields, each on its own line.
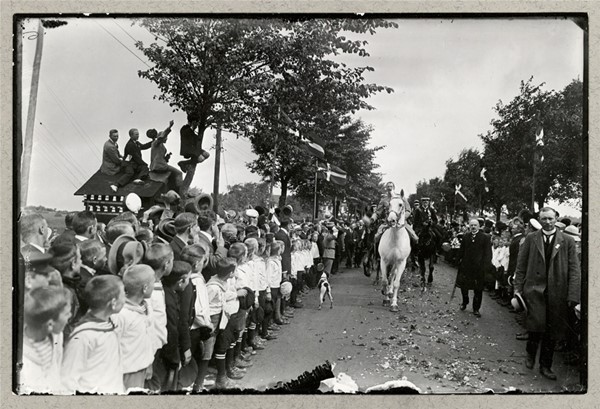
left=514, top=207, right=581, bottom=380
left=456, top=218, right=492, bottom=317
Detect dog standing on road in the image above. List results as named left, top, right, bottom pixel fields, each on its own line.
left=318, top=272, right=333, bottom=309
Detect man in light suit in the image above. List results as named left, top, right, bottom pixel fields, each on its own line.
left=514, top=207, right=581, bottom=380
left=100, top=129, right=123, bottom=176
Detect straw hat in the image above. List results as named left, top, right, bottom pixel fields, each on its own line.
left=108, top=235, right=144, bottom=275
left=564, top=225, right=581, bottom=242
left=511, top=293, right=528, bottom=314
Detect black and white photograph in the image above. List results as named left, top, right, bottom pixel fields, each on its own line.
left=13, top=14, right=586, bottom=396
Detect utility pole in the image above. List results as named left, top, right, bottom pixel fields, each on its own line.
left=313, top=160, right=319, bottom=221
left=21, top=19, right=44, bottom=209
left=269, top=108, right=281, bottom=208
left=212, top=126, right=222, bottom=213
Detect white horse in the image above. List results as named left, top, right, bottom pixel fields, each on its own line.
left=378, top=195, right=411, bottom=312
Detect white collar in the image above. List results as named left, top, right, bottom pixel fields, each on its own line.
left=542, top=228, right=557, bottom=236
left=75, top=235, right=88, bottom=242
left=28, top=243, right=46, bottom=253
left=200, top=230, right=212, bottom=241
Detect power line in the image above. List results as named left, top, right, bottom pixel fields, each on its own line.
left=113, top=20, right=139, bottom=44
left=94, top=21, right=151, bottom=68
left=41, top=81, right=102, bottom=159
left=37, top=148, right=80, bottom=189
left=37, top=124, right=88, bottom=183
left=36, top=132, right=85, bottom=187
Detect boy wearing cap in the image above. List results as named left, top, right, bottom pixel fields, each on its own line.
left=20, top=286, right=72, bottom=394
left=117, top=265, right=156, bottom=391
left=62, top=276, right=126, bottom=394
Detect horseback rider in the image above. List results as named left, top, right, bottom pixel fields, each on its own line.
left=372, top=182, right=418, bottom=244
left=413, top=197, right=442, bottom=247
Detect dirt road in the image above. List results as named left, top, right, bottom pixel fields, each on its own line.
left=237, top=258, right=582, bottom=393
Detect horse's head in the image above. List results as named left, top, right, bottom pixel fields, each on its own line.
left=387, top=197, right=407, bottom=226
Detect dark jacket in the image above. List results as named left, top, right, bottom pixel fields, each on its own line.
left=456, top=230, right=492, bottom=291
left=275, top=228, right=292, bottom=275
left=170, top=236, right=188, bottom=260
left=162, top=286, right=181, bottom=369
left=507, top=233, right=523, bottom=276
left=124, top=138, right=152, bottom=167
left=180, top=124, right=203, bottom=158
left=514, top=230, right=581, bottom=338
left=413, top=207, right=438, bottom=233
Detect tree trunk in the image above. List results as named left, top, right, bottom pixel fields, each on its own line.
left=279, top=178, right=288, bottom=208
left=495, top=204, right=503, bottom=223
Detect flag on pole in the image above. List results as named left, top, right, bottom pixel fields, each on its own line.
left=535, top=126, right=544, bottom=147
left=301, top=134, right=325, bottom=159
left=455, top=184, right=467, bottom=202
left=318, top=162, right=347, bottom=185
left=480, top=168, right=490, bottom=192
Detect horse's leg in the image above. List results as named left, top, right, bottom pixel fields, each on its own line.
left=390, top=259, right=408, bottom=312
left=380, top=258, right=391, bottom=306
left=428, top=255, right=434, bottom=284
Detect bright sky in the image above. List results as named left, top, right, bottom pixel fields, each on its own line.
left=20, top=17, right=584, bottom=216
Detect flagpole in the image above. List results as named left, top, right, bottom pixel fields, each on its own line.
left=313, top=159, right=318, bottom=222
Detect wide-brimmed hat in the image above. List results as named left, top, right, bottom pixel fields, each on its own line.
left=161, top=190, right=181, bottom=205
left=511, top=293, right=528, bottom=314
left=254, top=205, right=267, bottom=216
left=108, top=234, right=144, bottom=275
left=156, top=218, right=176, bottom=242
left=280, top=281, right=292, bottom=298
left=529, top=219, right=542, bottom=231
left=564, top=225, right=581, bottom=241
left=185, top=193, right=213, bottom=214
left=245, top=209, right=259, bottom=218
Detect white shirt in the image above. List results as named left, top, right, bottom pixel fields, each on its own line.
left=266, top=256, right=282, bottom=288
left=191, top=273, right=211, bottom=329
left=148, top=282, right=167, bottom=352
left=253, top=256, right=268, bottom=292
left=116, top=299, right=155, bottom=374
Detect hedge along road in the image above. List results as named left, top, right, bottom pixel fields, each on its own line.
left=235, top=257, right=582, bottom=393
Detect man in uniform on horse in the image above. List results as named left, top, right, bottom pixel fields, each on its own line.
left=413, top=197, right=443, bottom=249
left=372, top=182, right=418, bottom=244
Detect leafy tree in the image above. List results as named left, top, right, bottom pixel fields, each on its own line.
left=443, top=148, right=485, bottom=215
left=481, top=78, right=583, bottom=211
left=243, top=19, right=396, bottom=207
left=218, top=182, right=271, bottom=213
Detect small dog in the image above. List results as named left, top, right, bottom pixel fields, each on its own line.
left=318, top=272, right=333, bottom=309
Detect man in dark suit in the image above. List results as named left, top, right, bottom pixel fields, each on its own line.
left=100, top=129, right=123, bottom=176
left=196, top=213, right=227, bottom=282
left=514, top=207, right=581, bottom=380
left=110, top=128, right=152, bottom=192
left=275, top=217, right=292, bottom=277
left=178, top=113, right=210, bottom=198
left=52, top=212, right=77, bottom=246
left=456, top=218, right=492, bottom=317
left=170, top=212, right=197, bottom=260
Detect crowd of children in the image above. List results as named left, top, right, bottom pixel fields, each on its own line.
left=17, top=206, right=331, bottom=394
